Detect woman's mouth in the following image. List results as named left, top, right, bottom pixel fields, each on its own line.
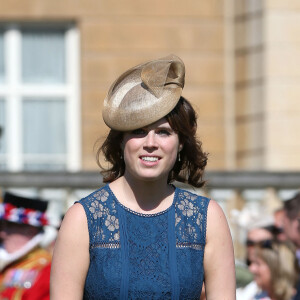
left=140, top=156, right=159, bottom=162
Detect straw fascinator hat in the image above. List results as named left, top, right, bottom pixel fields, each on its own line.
left=102, top=54, right=185, bottom=131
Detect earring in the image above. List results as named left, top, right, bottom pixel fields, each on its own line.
left=178, top=152, right=181, bottom=162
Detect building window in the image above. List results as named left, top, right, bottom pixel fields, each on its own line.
left=0, top=24, right=80, bottom=171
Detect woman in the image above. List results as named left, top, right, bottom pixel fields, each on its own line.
left=50, top=55, right=236, bottom=299
left=249, top=241, right=299, bottom=300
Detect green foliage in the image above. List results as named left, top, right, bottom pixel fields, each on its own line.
left=235, top=264, right=253, bottom=288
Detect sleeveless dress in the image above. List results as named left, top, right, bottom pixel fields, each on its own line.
left=77, top=185, right=210, bottom=300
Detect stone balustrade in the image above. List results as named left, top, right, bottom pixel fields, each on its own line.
left=1, top=170, right=299, bottom=261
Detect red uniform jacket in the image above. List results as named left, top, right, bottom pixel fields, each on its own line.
left=0, top=247, right=51, bottom=300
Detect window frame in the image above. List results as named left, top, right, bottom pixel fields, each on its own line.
left=0, top=22, right=81, bottom=171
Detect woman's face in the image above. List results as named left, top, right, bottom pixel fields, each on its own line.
left=122, top=118, right=182, bottom=183
left=246, top=228, right=273, bottom=261
left=0, top=220, right=40, bottom=253
left=282, top=212, right=300, bottom=247
left=249, top=256, right=271, bottom=291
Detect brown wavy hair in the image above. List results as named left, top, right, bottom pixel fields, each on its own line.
left=254, top=242, right=299, bottom=300
left=96, top=96, right=208, bottom=188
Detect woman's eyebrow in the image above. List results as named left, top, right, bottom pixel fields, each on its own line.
left=156, top=126, right=173, bottom=130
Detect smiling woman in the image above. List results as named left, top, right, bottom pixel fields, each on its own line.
left=50, top=55, right=236, bottom=299
left=121, top=119, right=180, bottom=183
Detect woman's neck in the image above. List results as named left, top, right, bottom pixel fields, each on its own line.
left=109, top=174, right=174, bottom=214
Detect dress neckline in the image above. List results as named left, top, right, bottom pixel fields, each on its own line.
left=106, top=184, right=178, bottom=218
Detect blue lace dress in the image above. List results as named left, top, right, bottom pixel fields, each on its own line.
left=77, top=185, right=210, bottom=300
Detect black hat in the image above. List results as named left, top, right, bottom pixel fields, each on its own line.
left=0, top=192, right=49, bottom=227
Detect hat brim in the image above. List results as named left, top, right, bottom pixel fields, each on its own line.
left=103, top=84, right=181, bottom=131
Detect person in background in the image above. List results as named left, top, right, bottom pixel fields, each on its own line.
left=236, top=216, right=280, bottom=300
left=0, top=192, right=51, bottom=299
left=273, top=207, right=287, bottom=242
left=51, top=54, right=236, bottom=299
left=249, top=241, right=298, bottom=300
left=282, top=192, right=300, bottom=300
left=282, top=192, right=300, bottom=262
left=245, top=220, right=278, bottom=266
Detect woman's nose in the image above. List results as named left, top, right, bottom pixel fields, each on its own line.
left=248, top=263, right=256, bottom=273
left=144, top=131, right=157, bottom=148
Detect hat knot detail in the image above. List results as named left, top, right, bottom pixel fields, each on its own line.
left=141, top=56, right=185, bottom=98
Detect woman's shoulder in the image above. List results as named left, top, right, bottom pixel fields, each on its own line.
left=57, top=202, right=89, bottom=244
left=206, top=199, right=227, bottom=224
left=205, top=198, right=232, bottom=245
left=62, top=203, right=87, bottom=227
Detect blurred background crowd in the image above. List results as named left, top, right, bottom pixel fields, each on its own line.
left=0, top=0, right=300, bottom=299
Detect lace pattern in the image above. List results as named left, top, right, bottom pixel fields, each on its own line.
left=175, top=190, right=207, bottom=247
left=80, top=188, right=120, bottom=248
left=77, top=185, right=210, bottom=300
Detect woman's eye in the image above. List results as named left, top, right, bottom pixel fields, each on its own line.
left=157, top=129, right=171, bottom=136
left=131, top=129, right=146, bottom=135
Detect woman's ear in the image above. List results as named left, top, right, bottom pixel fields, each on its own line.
left=178, top=144, right=183, bottom=152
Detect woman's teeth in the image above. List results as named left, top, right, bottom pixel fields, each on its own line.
left=142, top=157, right=158, bottom=162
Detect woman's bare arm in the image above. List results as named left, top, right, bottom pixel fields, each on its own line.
left=203, top=200, right=236, bottom=300
left=50, top=203, right=90, bottom=299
